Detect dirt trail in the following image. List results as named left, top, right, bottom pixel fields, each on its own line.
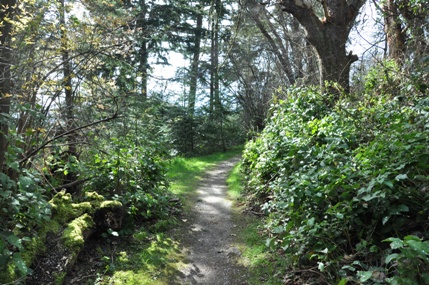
left=173, top=156, right=248, bottom=285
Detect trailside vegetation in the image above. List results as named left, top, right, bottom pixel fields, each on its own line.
left=241, top=60, right=429, bottom=284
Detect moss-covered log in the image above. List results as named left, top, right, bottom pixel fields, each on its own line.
left=25, top=191, right=124, bottom=285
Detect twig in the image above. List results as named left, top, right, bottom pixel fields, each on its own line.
left=20, top=110, right=119, bottom=164
left=54, top=177, right=93, bottom=192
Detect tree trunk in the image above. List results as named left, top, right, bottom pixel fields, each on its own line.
left=0, top=0, right=17, bottom=173
left=210, top=0, right=221, bottom=115
left=138, top=0, right=148, bottom=99
left=59, top=0, right=77, bottom=155
left=280, top=0, right=365, bottom=93
left=396, top=0, right=427, bottom=60
left=383, top=0, right=406, bottom=64
left=188, top=8, right=203, bottom=116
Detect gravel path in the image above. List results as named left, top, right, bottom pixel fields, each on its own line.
left=173, top=156, right=248, bottom=285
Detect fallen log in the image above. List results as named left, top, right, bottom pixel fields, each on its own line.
left=25, top=191, right=123, bottom=285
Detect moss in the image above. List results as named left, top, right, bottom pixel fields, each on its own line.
left=0, top=264, right=16, bottom=283
left=62, top=213, right=94, bottom=251
left=86, top=191, right=105, bottom=201
left=100, top=200, right=122, bottom=209
left=71, top=201, right=93, bottom=214
left=85, top=191, right=105, bottom=208
left=49, top=191, right=76, bottom=224
left=50, top=191, right=99, bottom=224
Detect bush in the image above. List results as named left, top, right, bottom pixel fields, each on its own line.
left=84, top=136, right=171, bottom=222
left=0, top=135, right=51, bottom=281
left=242, top=83, right=429, bottom=283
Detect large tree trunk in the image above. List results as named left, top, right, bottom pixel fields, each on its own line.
left=187, top=7, right=203, bottom=153
left=0, top=0, right=17, bottom=173
left=383, top=0, right=406, bottom=64
left=280, top=0, right=366, bottom=93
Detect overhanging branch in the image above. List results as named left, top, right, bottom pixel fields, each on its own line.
left=20, top=98, right=121, bottom=164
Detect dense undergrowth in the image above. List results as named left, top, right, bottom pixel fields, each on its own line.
left=241, top=61, right=429, bottom=284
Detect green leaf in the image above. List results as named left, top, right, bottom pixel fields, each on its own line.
left=6, top=234, right=23, bottom=250
left=405, top=240, right=429, bottom=256
left=403, top=235, right=421, bottom=242
left=395, top=174, right=408, bottom=181
left=12, top=253, right=30, bottom=275
left=357, top=271, right=373, bottom=282
left=384, top=237, right=403, bottom=249
left=383, top=180, right=394, bottom=189
left=338, top=278, right=348, bottom=285
left=272, top=226, right=285, bottom=234
left=382, top=216, right=390, bottom=225
left=266, top=237, right=275, bottom=248
left=385, top=253, right=399, bottom=264
left=18, top=176, right=33, bottom=190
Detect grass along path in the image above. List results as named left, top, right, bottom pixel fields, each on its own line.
left=64, top=147, right=286, bottom=285
left=64, top=148, right=244, bottom=285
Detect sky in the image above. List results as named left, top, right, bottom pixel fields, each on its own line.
left=349, top=1, right=385, bottom=58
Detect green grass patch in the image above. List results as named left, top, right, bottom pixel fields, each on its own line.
left=167, top=146, right=243, bottom=196
left=226, top=161, right=244, bottom=200
left=96, top=231, right=186, bottom=285
left=238, top=221, right=289, bottom=285
left=228, top=162, right=288, bottom=285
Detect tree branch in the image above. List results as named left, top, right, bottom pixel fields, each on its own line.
left=20, top=101, right=120, bottom=164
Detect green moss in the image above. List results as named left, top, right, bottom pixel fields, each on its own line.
left=71, top=201, right=92, bottom=214
left=0, top=264, right=16, bottom=283
left=62, top=214, right=94, bottom=251
left=49, top=191, right=77, bottom=224
left=50, top=191, right=102, bottom=224
left=85, top=191, right=105, bottom=208
left=86, top=191, right=105, bottom=201
left=100, top=200, right=122, bottom=209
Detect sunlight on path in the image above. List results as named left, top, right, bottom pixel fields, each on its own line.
left=173, top=157, right=248, bottom=285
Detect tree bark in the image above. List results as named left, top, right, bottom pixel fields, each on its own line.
left=210, top=0, right=221, bottom=115
left=383, top=0, right=406, bottom=64
left=59, top=0, right=77, bottom=155
left=0, top=0, right=17, bottom=173
left=188, top=8, right=203, bottom=116
left=138, top=0, right=148, bottom=99
left=280, top=0, right=365, bottom=93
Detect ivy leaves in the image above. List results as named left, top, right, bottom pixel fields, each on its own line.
left=242, top=86, right=429, bottom=283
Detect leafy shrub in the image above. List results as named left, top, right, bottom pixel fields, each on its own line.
left=242, top=83, right=429, bottom=283
left=84, top=136, right=171, bottom=222
left=0, top=134, right=51, bottom=281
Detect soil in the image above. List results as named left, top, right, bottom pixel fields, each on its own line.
left=171, top=156, right=249, bottom=285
